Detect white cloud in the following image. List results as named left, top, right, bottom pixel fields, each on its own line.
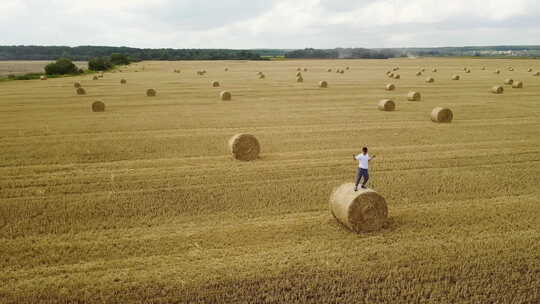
left=0, top=0, right=539, bottom=48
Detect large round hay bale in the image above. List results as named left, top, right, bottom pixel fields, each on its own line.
left=416, top=71, right=422, bottom=76
left=212, top=81, right=220, bottom=87
left=420, top=68, right=426, bottom=72
left=74, top=82, right=81, bottom=88
left=228, top=134, right=260, bottom=161
left=504, top=78, right=514, bottom=85
left=40, top=75, right=47, bottom=80
left=452, top=75, right=460, bottom=80
left=425, top=77, right=434, bottom=83
left=378, top=99, right=395, bottom=111
left=224, top=67, right=229, bottom=72
left=327, top=68, right=332, bottom=72
left=431, top=107, right=453, bottom=123
left=465, top=68, right=471, bottom=73
left=297, top=67, right=301, bottom=71
left=494, top=69, right=501, bottom=74
left=491, top=86, right=504, bottom=94
left=92, top=101, right=105, bottom=112
left=385, top=83, right=395, bottom=91
left=259, top=73, right=266, bottom=79
left=432, top=68, right=438, bottom=72
left=508, top=67, right=514, bottom=71
left=120, top=79, right=127, bottom=84
left=392, top=67, right=399, bottom=71
left=319, top=81, right=328, bottom=88
left=339, top=69, right=345, bottom=74
left=93, top=75, right=99, bottom=80
left=512, top=81, right=523, bottom=89
left=296, top=71, right=302, bottom=77
left=76, top=87, right=86, bottom=95
left=534, top=72, right=540, bottom=76
left=388, top=72, right=394, bottom=78
left=220, top=91, right=232, bottom=101
left=481, top=66, right=486, bottom=70
left=146, top=89, right=157, bottom=97
left=393, top=74, right=400, bottom=79
left=303, top=68, right=308, bottom=72
left=527, top=68, right=533, bottom=72
left=329, top=183, right=388, bottom=233
left=407, top=91, right=421, bottom=101
left=296, top=76, right=303, bottom=83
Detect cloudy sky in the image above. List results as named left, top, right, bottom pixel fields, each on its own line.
left=2, top=0, right=540, bottom=49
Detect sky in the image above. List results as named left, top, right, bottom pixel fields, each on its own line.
left=1, top=0, right=540, bottom=49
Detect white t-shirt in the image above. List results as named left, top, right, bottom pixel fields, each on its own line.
left=355, top=153, right=371, bottom=169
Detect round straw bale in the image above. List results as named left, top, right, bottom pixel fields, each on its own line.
left=491, top=86, right=504, bottom=94
left=224, top=68, right=229, bottom=72
left=393, top=67, right=399, bottom=71
left=40, top=75, right=47, bottom=80
left=420, top=68, right=426, bottom=72
left=431, top=107, right=453, bottom=123
left=220, top=91, right=232, bottom=101
left=76, top=87, right=86, bottom=95
left=346, top=67, right=350, bottom=70
left=378, top=99, right=395, bottom=111
left=146, top=89, right=157, bottom=97
left=296, top=76, right=303, bottom=83
left=407, top=91, right=421, bottom=101
left=385, top=83, right=395, bottom=91
left=92, top=101, right=105, bottom=112
left=527, top=68, right=532, bottom=72
left=452, top=75, right=460, bottom=80
left=329, top=183, right=388, bottom=233
left=319, top=81, right=328, bottom=88
left=416, top=71, right=422, bottom=76
left=228, top=134, right=260, bottom=161
left=120, top=79, right=127, bottom=84
left=432, top=68, right=438, bottom=72
left=393, top=74, right=400, bottom=79
left=508, top=67, right=514, bottom=71
left=534, top=72, right=540, bottom=76
left=304, top=68, right=308, bottom=72
left=494, top=69, right=501, bottom=74
left=259, top=73, right=266, bottom=79
left=504, top=78, right=514, bottom=85
left=465, top=69, right=471, bottom=73
left=328, top=68, right=332, bottom=72
left=388, top=73, right=394, bottom=78
left=296, top=71, right=302, bottom=77
left=93, top=75, right=99, bottom=80
left=339, top=70, right=345, bottom=74
left=425, top=77, right=434, bottom=83
left=297, top=67, right=301, bottom=71
left=212, top=81, right=220, bottom=87
left=74, top=82, right=81, bottom=88
left=481, top=67, right=486, bottom=70
left=512, top=81, right=523, bottom=88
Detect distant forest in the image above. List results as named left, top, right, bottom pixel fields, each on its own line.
left=1, top=45, right=540, bottom=61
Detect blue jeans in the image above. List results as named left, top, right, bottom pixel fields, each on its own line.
left=355, top=168, right=369, bottom=188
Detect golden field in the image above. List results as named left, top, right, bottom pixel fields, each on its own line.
left=0, top=58, right=539, bottom=303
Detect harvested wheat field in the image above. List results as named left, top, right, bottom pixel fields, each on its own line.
left=0, top=58, right=540, bottom=304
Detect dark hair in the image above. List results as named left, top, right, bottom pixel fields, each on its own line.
left=362, top=147, right=368, bottom=153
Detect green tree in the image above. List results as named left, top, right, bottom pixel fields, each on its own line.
left=110, top=53, right=130, bottom=65
left=44, top=58, right=79, bottom=75
left=88, top=57, right=113, bottom=71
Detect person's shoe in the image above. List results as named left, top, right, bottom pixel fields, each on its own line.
left=354, top=187, right=358, bottom=192
left=361, top=185, right=367, bottom=189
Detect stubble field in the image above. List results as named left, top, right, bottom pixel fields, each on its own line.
left=0, top=58, right=539, bottom=303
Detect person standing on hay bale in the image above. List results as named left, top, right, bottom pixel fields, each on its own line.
left=353, top=147, right=376, bottom=191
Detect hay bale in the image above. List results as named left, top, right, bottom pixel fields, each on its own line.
left=220, top=91, right=232, bottom=101
left=146, top=89, right=157, bottom=97
left=393, top=67, right=399, bottom=71
left=224, top=68, right=229, bottom=72
left=339, top=70, right=345, bottom=74
left=327, top=68, right=332, bottom=72
left=228, top=134, right=260, bottom=161
left=504, top=78, right=514, bottom=85
left=259, top=73, right=266, bottom=79
left=296, top=71, right=302, bottom=77
left=319, top=80, right=328, bottom=88
left=432, top=68, right=438, bottom=72
left=378, top=99, right=395, bottom=111
left=92, top=101, right=105, bottom=112
left=508, top=67, right=514, bottom=71
left=425, top=77, right=434, bottom=83
left=512, top=81, right=523, bottom=89
left=494, top=69, right=501, bottom=74
left=120, top=79, right=127, bottom=84
left=393, top=74, right=400, bottom=79
left=388, top=72, right=394, bottom=78
left=296, top=76, right=303, bottom=83
left=329, top=183, right=388, bottom=233
left=407, top=91, right=421, bottom=101
left=212, top=81, right=220, bottom=87
left=303, top=68, right=308, bottom=72
left=527, top=68, right=533, bottom=72
left=74, top=82, right=81, bottom=88
left=491, top=86, right=504, bottom=94
left=40, top=75, right=47, bottom=80
left=346, top=67, right=350, bottom=70
left=431, top=107, right=453, bottom=123
left=297, top=67, right=301, bottom=71
left=481, top=67, right=486, bottom=70
left=420, top=68, right=426, bottom=72
left=416, top=71, right=422, bottom=76
left=534, top=72, right=540, bottom=76
left=76, top=87, right=86, bottom=95
left=465, top=69, right=471, bottom=73
left=452, top=75, right=460, bottom=80
left=93, top=75, right=99, bottom=80
left=385, top=83, right=395, bottom=91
